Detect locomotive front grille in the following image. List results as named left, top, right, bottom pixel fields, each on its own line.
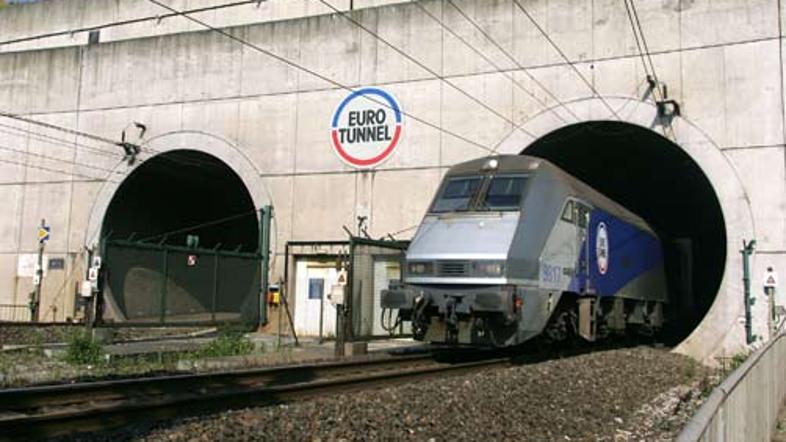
left=436, top=260, right=470, bottom=276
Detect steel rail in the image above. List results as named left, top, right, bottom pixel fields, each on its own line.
left=0, top=350, right=509, bottom=439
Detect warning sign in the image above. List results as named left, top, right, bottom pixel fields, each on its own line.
left=764, top=268, right=779, bottom=289
left=331, top=87, right=402, bottom=168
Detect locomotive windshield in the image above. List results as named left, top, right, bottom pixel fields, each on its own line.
left=430, top=174, right=528, bottom=213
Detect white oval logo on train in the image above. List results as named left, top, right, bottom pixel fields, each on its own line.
left=596, top=222, right=609, bottom=275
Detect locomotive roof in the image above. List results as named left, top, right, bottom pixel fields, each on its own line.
left=445, top=155, right=542, bottom=176
left=446, top=155, right=657, bottom=234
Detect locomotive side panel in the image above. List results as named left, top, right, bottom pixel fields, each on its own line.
left=582, top=208, right=668, bottom=302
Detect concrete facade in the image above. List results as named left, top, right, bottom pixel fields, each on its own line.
left=0, top=0, right=784, bottom=363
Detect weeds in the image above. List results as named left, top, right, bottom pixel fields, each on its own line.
left=729, top=352, right=748, bottom=371
left=191, top=327, right=254, bottom=359
left=63, top=331, right=103, bottom=365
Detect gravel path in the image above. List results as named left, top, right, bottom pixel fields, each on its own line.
left=87, top=346, right=710, bottom=441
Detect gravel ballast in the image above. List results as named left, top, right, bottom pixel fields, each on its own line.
left=101, top=346, right=710, bottom=441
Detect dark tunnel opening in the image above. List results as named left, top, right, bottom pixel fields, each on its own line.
left=100, top=150, right=260, bottom=324
left=102, top=150, right=258, bottom=250
left=524, top=121, right=726, bottom=345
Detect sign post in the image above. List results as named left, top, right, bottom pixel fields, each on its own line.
left=764, top=267, right=779, bottom=337
left=31, top=219, right=50, bottom=322
left=741, top=240, right=757, bottom=344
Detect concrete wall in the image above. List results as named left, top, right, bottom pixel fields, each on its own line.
left=677, top=331, right=786, bottom=441
left=0, top=0, right=412, bottom=53
left=0, top=0, right=784, bottom=361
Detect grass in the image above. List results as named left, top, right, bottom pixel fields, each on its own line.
left=189, top=326, right=255, bottom=359
left=0, top=325, right=297, bottom=388
left=63, top=330, right=104, bottom=365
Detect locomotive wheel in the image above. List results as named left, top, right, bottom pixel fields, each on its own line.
left=544, top=308, right=578, bottom=343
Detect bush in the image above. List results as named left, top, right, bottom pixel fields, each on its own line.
left=195, top=328, right=254, bottom=359
left=64, top=331, right=103, bottom=365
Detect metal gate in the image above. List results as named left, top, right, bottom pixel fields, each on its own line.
left=347, top=237, right=409, bottom=340
left=100, top=240, right=262, bottom=326
left=97, top=206, right=272, bottom=327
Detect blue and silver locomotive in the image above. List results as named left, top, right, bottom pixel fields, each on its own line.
left=381, top=155, right=668, bottom=346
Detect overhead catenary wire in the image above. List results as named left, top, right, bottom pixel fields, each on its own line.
left=510, top=0, right=622, bottom=121
left=0, top=0, right=260, bottom=48
left=0, top=143, right=126, bottom=176
left=41, top=155, right=128, bottom=321
left=627, top=0, right=662, bottom=101
left=622, top=0, right=676, bottom=139
left=622, top=0, right=653, bottom=95
left=0, top=111, right=129, bottom=148
left=411, top=0, right=575, bottom=126
left=145, top=0, right=498, bottom=154
left=441, top=0, right=582, bottom=124
left=316, top=0, right=537, bottom=141
left=0, top=111, right=234, bottom=174
left=0, top=123, right=127, bottom=159
left=0, top=155, right=118, bottom=182
left=135, top=208, right=261, bottom=244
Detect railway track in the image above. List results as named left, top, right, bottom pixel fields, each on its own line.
left=0, top=348, right=511, bottom=439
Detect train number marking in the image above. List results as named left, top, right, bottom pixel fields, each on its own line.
left=540, top=263, right=562, bottom=285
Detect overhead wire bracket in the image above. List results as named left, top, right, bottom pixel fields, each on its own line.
left=647, top=75, right=681, bottom=119
left=119, top=122, right=147, bottom=165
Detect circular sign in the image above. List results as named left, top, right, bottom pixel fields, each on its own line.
left=596, top=222, right=609, bottom=275
left=331, top=87, right=402, bottom=168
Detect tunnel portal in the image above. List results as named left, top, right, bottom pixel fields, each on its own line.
left=100, top=149, right=261, bottom=324
left=524, top=121, right=727, bottom=344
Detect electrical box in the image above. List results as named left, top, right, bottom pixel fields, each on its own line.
left=80, top=280, right=93, bottom=298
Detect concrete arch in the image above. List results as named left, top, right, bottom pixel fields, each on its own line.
left=495, top=97, right=756, bottom=363
left=84, top=130, right=271, bottom=252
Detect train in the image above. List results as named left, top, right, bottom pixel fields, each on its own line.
left=381, top=154, right=669, bottom=347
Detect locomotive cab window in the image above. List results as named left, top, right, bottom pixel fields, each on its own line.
left=480, top=175, right=528, bottom=211
left=430, top=174, right=529, bottom=213
left=430, top=176, right=482, bottom=213
left=576, top=203, right=591, bottom=228
left=561, top=200, right=575, bottom=223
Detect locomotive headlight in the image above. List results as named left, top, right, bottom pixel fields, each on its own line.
left=472, top=260, right=506, bottom=277
left=407, top=261, right=434, bottom=276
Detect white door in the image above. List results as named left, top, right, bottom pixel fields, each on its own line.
left=294, top=260, right=339, bottom=337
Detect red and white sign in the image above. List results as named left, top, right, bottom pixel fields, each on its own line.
left=331, top=87, right=402, bottom=168
left=764, top=268, right=779, bottom=289
left=187, top=255, right=198, bottom=267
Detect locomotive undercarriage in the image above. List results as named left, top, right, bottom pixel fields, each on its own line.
left=543, top=294, right=666, bottom=344
left=382, top=282, right=522, bottom=346
left=383, top=281, right=667, bottom=346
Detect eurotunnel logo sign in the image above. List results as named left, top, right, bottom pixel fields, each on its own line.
left=596, top=222, right=609, bottom=275
left=331, top=87, right=402, bottom=168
